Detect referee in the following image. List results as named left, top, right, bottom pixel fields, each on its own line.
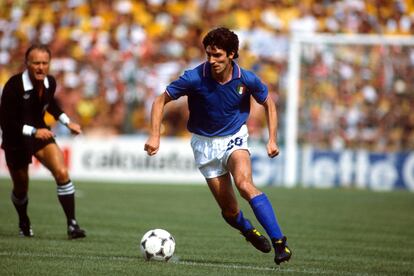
left=0, top=44, right=86, bottom=239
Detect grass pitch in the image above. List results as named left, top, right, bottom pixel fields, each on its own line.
left=0, top=179, right=413, bottom=275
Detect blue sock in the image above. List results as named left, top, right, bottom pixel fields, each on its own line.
left=222, top=210, right=253, bottom=233
left=249, top=193, right=283, bottom=239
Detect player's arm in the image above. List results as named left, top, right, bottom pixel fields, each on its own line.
left=48, top=102, right=82, bottom=135
left=248, top=71, right=279, bottom=157
left=56, top=112, right=82, bottom=135
left=0, top=80, right=21, bottom=134
left=261, top=96, right=280, bottom=158
left=46, top=76, right=82, bottom=135
left=144, top=91, right=172, bottom=156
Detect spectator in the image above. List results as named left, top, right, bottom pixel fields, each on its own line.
left=0, top=0, right=413, bottom=153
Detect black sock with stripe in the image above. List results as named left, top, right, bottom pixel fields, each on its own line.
left=11, top=192, right=29, bottom=223
left=57, top=180, right=76, bottom=225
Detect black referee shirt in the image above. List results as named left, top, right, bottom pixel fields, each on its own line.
left=0, top=70, right=63, bottom=149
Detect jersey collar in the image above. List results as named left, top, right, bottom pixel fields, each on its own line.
left=22, top=70, right=49, bottom=91
left=202, top=61, right=241, bottom=80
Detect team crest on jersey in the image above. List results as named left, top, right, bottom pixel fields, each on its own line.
left=237, top=84, right=246, bottom=95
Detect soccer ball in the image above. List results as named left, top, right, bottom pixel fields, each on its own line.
left=140, top=229, right=175, bottom=261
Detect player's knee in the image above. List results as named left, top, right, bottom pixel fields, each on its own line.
left=12, top=188, right=28, bottom=198
left=236, top=180, right=260, bottom=200
left=53, top=167, right=69, bottom=183
left=11, top=179, right=29, bottom=194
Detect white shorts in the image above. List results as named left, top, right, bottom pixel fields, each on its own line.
left=190, top=125, right=250, bottom=179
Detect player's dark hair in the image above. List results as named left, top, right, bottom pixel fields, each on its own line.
left=202, top=27, right=239, bottom=59
left=25, top=43, right=51, bottom=64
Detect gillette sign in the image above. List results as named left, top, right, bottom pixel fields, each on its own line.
left=301, top=147, right=414, bottom=191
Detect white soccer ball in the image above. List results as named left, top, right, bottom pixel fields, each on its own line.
left=140, top=229, right=176, bottom=261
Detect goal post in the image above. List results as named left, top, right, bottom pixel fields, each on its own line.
left=284, top=33, right=414, bottom=186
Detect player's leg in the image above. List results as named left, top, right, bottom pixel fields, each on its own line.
left=9, top=166, right=34, bottom=237
left=206, top=173, right=240, bottom=219
left=206, top=173, right=271, bottom=253
left=228, top=149, right=283, bottom=236
left=206, top=173, right=253, bottom=232
left=4, top=147, right=33, bottom=237
left=228, top=149, right=291, bottom=263
left=192, top=134, right=251, bottom=238
left=34, top=142, right=86, bottom=239
left=192, top=131, right=269, bottom=252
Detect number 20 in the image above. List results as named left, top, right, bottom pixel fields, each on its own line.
left=227, top=137, right=243, bottom=151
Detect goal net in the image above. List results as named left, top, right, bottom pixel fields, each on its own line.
left=284, top=33, right=414, bottom=185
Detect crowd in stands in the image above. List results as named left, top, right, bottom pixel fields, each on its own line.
left=0, top=0, right=413, bottom=152
left=300, top=43, right=414, bottom=152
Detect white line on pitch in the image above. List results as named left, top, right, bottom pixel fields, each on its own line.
left=0, top=251, right=360, bottom=275
left=173, top=259, right=331, bottom=274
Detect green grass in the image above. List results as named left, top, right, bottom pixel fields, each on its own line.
left=0, top=179, right=413, bottom=275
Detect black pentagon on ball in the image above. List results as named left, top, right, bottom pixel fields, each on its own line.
left=156, top=248, right=165, bottom=257
left=145, top=251, right=153, bottom=260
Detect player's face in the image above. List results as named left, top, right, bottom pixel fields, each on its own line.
left=26, top=49, right=50, bottom=82
left=206, top=45, right=234, bottom=76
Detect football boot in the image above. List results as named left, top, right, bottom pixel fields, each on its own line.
left=19, top=218, right=34, bottom=237
left=272, top=236, right=292, bottom=265
left=242, top=228, right=272, bottom=253
left=67, top=220, right=86, bottom=239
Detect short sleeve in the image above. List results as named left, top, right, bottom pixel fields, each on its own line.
left=166, top=70, right=194, bottom=100
left=246, top=72, right=268, bottom=104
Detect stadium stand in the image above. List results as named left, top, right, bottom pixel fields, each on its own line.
left=0, top=0, right=413, bottom=152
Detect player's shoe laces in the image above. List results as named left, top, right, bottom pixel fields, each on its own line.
left=242, top=228, right=272, bottom=253
left=272, top=236, right=292, bottom=265
left=67, top=220, right=86, bottom=239
left=19, top=218, right=34, bottom=237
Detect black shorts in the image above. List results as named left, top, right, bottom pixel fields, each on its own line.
left=3, top=138, right=56, bottom=170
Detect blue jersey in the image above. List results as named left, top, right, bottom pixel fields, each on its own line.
left=166, top=62, right=268, bottom=137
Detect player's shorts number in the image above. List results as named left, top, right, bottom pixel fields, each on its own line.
left=227, top=137, right=243, bottom=151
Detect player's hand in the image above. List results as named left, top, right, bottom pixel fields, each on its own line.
left=67, top=122, right=82, bottom=135
left=144, top=136, right=160, bottom=156
left=34, top=128, right=55, bottom=140
left=267, top=141, right=280, bottom=158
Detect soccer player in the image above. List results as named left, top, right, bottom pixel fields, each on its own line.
left=144, top=27, right=291, bottom=265
left=0, top=44, right=86, bottom=239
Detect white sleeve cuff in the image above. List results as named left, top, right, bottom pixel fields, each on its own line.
left=58, top=113, right=70, bottom=125
left=22, top=125, right=36, bottom=136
